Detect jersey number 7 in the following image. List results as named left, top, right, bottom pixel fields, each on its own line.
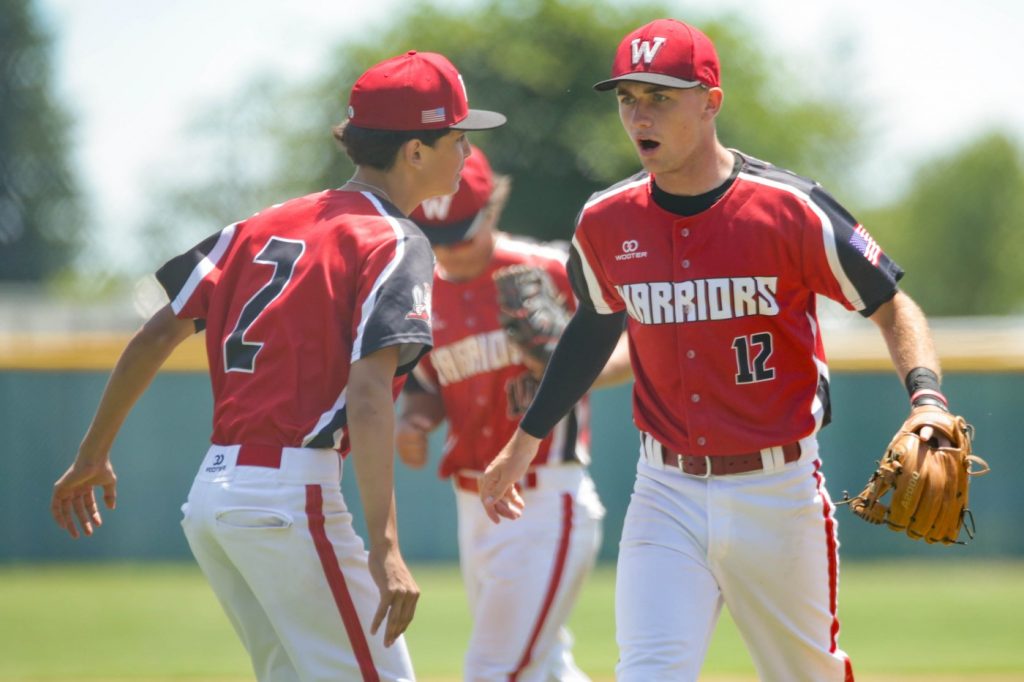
left=223, top=237, right=306, bottom=373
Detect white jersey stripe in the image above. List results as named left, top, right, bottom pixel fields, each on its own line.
left=583, top=176, right=648, bottom=211
left=305, top=191, right=407, bottom=447
left=170, top=222, right=237, bottom=314
left=302, top=387, right=349, bottom=447
left=738, top=172, right=866, bottom=311
left=351, top=191, right=407, bottom=363
left=571, top=234, right=614, bottom=314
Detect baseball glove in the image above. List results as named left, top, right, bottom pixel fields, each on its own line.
left=841, top=408, right=990, bottom=545
left=493, top=265, right=570, bottom=365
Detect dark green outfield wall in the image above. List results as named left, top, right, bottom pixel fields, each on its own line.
left=2, top=371, right=1016, bottom=562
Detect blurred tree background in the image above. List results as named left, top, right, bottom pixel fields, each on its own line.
left=0, top=0, right=82, bottom=282
left=862, top=132, right=1024, bottom=315
left=3, top=0, right=1022, bottom=315
left=138, top=0, right=863, bottom=254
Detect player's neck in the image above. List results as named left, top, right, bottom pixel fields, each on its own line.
left=344, top=170, right=402, bottom=209
left=652, top=141, right=734, bottom=197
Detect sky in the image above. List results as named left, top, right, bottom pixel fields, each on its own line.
left=36, top=0, right=1024, bottom=270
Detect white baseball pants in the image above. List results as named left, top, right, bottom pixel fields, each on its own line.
left=454, top=464, right=604, bottom=682
left=181, top=445, right=415, bottom=682
left=615, top=436, right=854, bottom=682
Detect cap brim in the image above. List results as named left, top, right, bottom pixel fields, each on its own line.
left=416, top=211, right=486, bottom=245
left=450, top=109, right=507, bottom=131
left=593, top=72, right=704, bottom=91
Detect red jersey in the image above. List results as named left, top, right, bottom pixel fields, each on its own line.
left=568, top=151, right=903, bottom=456
left=156, top=189, right=435, bottom=451
left=413, top=235, right=588, bottom=477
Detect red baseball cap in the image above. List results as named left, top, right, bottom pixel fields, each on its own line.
left=410, top=146, right=494, bottom=245
left=594, top=19, right=720, bottom=91
left=348, top=51, right=506, bottom=131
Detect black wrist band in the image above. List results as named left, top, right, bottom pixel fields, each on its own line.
left=905, top=366, right=940, bottom=395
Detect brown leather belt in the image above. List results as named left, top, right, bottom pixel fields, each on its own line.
left=453, top=471, right=538, bottom=494
left=661, top=442, right=801, bottom=477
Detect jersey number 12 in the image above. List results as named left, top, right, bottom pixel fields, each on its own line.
left=732, top=332, right=775, bottom=384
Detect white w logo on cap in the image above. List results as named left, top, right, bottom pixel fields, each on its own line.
left=631, top=37, right=666, bottom=65
left=420, top=194, right=453, bottom=220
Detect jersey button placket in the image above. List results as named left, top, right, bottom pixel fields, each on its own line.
left=674, top=216, right=704, bottom=454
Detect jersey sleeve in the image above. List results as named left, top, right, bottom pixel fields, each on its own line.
left=154, top=222, right=239, bottom=329
left=801, top=185, right=904, bottom=317
left=567, top=223, right=624, bottom=315
left=351, top=224, right=435, bottom=375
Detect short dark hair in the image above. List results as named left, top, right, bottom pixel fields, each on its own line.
left=333, top=122, right=450, bottom=170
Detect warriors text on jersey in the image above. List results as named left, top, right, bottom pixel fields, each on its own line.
left=568, top=151, right=903, bottom=456
left=156, top=189, right=435, bottom=451
left=413, top=235, right=587, bottom=476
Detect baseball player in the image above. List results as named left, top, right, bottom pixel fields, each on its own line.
left=480, top=18, right=953, bottom=681
left=50, top=50, right=505, bottom=682
left=395, top=147, right=630, bottom=681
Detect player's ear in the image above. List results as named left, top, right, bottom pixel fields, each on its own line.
left=400, top=138, right=426, bottom=170
left=704, top=87, right=724, bottom=119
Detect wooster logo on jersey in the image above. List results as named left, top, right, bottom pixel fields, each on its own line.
left=615, top=276, right=780, bottom=325
left=205, top=452, right=227, bottom=474
left=615, top=240, right=648, bottom=261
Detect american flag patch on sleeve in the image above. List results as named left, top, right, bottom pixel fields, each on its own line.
left=849, top=224, right=882, bottom=265
left=421, top=107, right=446, bottom=124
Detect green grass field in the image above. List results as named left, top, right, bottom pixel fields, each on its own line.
left=1, top=560, right=1022, bottom=681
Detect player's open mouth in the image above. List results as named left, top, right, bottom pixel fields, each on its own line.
left=638, top=138, right=660, bottom=151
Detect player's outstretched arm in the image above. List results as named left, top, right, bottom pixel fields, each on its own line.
left=869, top=290, right=949, bottom=443
left=348, top=345, right=419, bottom=647
left=51, top=305, right=194, bottom=539
left=869, top=291, right=941, bottom=383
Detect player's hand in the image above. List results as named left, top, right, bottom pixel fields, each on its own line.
left=479, top=428, right=541, bottom=523
left=911, top=405, right=952, bottom=448
left=395, top=415, right=432, bottom=468
left=367, top=544, right=420, bottom=647
left=51, top=456, right=118, bottom=539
